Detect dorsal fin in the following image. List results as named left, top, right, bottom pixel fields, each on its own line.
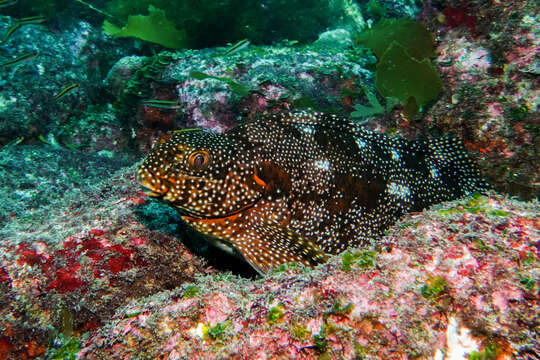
left=271, top=110, right=409, bottom=152
left=272, top=111, right=359, bottom=134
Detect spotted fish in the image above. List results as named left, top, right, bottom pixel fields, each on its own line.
left=137, top=111, right=487, bottom=274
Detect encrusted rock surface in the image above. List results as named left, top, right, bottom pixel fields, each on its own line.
left=79, top=194, right=539, bottom=359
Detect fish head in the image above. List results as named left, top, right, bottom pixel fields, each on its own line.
left=136, top=129, right=264, bottom=219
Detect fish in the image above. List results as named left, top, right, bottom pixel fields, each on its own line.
left=137, top=111, right=488, bottom=274
left=0, top=23, right=21, bottom=45
left=0, top=51, right=37, bottom=68
left=16, top=15, right=47, bottom=25
left=142, top=99, right=182, bottom=110
left=0, top=17, right=47, bottom=45
left=225, top=39, right=250, bottom=55
left=0, top=0, right=17, bottom=8
left=54, top=83, right=79, bottom=101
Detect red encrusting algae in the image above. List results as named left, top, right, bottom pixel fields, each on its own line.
left=14, top=230, right=141, bottom=294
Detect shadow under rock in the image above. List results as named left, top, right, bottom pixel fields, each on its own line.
left=134, top=199, right=259, bottom=279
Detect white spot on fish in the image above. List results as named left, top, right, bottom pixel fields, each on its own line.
left=313, top=159, right=331, bottom=171
left=301, top=125, right=314, bottom=134
left=391, top=149, right=400, bottom=161
left=387, top=182, right=410, bottom=199
left=430, top=167, right=439, bottom=179
left=355, top=137, right=367, bottom=149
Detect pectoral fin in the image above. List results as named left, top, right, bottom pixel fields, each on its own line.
left=233, top=224, right=328, bottom=274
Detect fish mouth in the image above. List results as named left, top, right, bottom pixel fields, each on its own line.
left=137, top=177, right=168, bottom=198
left=144, top=190, right=165, bottom=198
left=171, top=204, right=210, bottom=218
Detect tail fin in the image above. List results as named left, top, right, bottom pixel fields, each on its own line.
left=410, top=136, right=489, bottom=210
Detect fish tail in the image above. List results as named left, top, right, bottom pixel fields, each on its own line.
left=411, top=136, right=489, bottom=210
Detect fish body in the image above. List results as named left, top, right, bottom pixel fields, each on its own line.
left=54, top=83, right=79, bottom=101
left=0, top=0, right=17, bottom=8
left=0, top=51, right=37, bottom=68
left=137, top=111, right=487, bottom=273
left=142, top=99, right=182, bottom=109
left=225, top=39, right=250, bottom=55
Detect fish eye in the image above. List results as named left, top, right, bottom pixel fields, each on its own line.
left=188, top=150, right=210, bottom=169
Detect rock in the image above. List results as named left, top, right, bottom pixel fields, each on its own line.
left=78, top=194, right=539, bottom=359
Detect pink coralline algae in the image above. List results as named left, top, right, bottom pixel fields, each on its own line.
left=79, top=194, right=539, bottom=359
left=0, top=166, right=213, bottom=359
left=423, top=0, right=539, bottom=200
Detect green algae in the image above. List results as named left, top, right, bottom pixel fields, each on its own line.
left=350, top=89, right=385, bottom=118
left=189, top=70, right=250, bottom=96
left=267, top=303, right=285, bottom=324
left=489, top=209, right=509, bottom=216
left=354, top=18, right=441, bottom=115
left=420, top=276, right=447, bottom=300
left=292, top=325, right=311, bottom=339
left=324, top=301, right=353, bottom=320
left=519, top=276, right=536, bottom=291
left=375, top=42, right=442, bottom=113
left=468, top=343, right=498, bottom=360
left=312, top=328, right=328, bottom=353
left=472, top=238, right=489, bottom=251
left=103, top=6, right=187, bottom=49
left=183, top=284, right=199, bottom=298
left=355, top=18, right=435, bottom=61
left=437, top=194, right=510, bottom=217
left=342, top=250, right=376, bottom=271
left=46, top=335, right=81, bottom=360
left=207, top=321, right=230, bottom=340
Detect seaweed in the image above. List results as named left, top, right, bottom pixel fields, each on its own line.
left=354, top=18, right=442, bottom=116
left=375, top=42, right=442, bottom=114
left=103, top=6, right=187, bottom=49
left=355, top=18, right=435, bottom=61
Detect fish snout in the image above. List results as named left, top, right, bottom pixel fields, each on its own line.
left=136, top=166, right=170, bottom=197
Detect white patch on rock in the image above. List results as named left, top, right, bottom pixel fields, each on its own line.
left=432, top=316, right=479, bottom=360
left=189, top=322, right=206, bottom=339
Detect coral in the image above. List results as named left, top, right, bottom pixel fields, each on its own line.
left=106, top=44, right=375, bottom=135
left=0, top=157, right=215, bottom=359
left=423, top=1, right=539, bottom=199
left=0, top=15, right=134, bottom=150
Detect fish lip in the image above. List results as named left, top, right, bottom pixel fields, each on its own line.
left=143, top=190, right=165, bottom=198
